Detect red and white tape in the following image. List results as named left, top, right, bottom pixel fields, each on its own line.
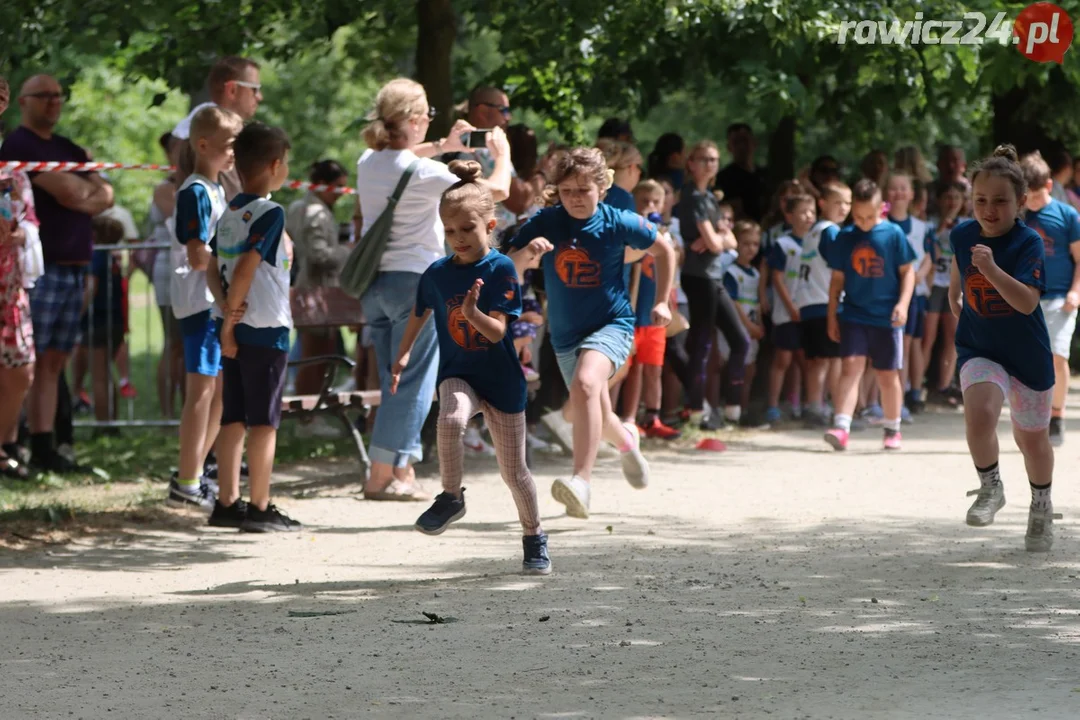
left=0, top=161, right=356, bottom=195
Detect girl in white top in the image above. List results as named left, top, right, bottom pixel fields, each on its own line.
left=923, top=180, right=968, bottom=403
left=355, top=78, right=511, bottom=502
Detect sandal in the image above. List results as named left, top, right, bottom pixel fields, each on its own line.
left=364, top=478, right=432, bottom=502
left=0, top=455, right=30, bottom=481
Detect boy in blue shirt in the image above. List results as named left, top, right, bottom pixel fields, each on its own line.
left=1019, top=152, right=1080, bottom=447
left=824, top=179, right=916, bottom=451
left=208, top=123, right=300, bottom=533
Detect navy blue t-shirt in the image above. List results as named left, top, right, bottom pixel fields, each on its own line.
left=634, top=254, right=658, bottom=327
left=509, top=204, right=657, bottom=353
left=826, top=221, right=916, bottom=327
left=604, top=185, right=637, bottom=213
left=951, top=219, right=1054, bottom=391
left=416, top=249, right=526, bottom=414
left=85, top=249, right=123, bottom=325
left=1023, top=198, right=1080, bottom=299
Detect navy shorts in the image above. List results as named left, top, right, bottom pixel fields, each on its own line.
left=221, top=344, right=288, bottom=428
left=179, top=310, right=221, bottom=377
left=29, top=265, right=87, bottom=353
left=799, top=316, right=840, bottom=359
left=840, top=321, right=903, bottom=371
left=772, top=321, right=801, bottom=351
left=905, top=296, right=928, bottom=339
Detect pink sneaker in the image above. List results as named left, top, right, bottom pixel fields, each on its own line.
left=824, top=428, right=849, bottom=451
left=883, top=430, right=902, bottom=451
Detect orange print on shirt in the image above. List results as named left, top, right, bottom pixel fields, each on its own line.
left=641, top=253, right=655, bottom=280
left=964, top=267, right=1013, bottom=317
left=445, top=297, right=491, bottom=351
left=1033, top=224, right=1054, bottom=257
left=555, top=245, right=601, bottom=288
left=850, top=243, right=885, bottom=278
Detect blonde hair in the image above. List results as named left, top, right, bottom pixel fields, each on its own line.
left=687, top=140, right=719, bottom=163
left=363, top=78, right=428, bottom=151
left=598, top=139, right=642, bottom=171
left=440, top=160, right=495, bottom=219
left=892, top=146, right=933, bottom=184
left=1019, top=151, right=1052, bottom=190
left=632, top=179, right=664, bottom=203
left=542, top=147, right=612, bottom=206
left=179, top=106, right=243, bottom=178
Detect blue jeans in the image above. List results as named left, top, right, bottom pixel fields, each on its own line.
left=362, top=272, right=439, bottom=467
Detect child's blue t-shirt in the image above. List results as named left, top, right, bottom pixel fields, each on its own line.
left=826, top=221, right=916, bottom=327
left=1023, top=198, right=1080, bottom=299
left=951, top=219, right=1054, bottom=392
left=415, top=249, right=526, bottom=414
left=604, top=185, right=637, bottom=213
left=509, top=204, right=657, bottom=353
left=175, top=182, right=215, bottom=246
left=86, top=250, right=123, bottom=325
left=634, top=253, right=658, bottom=328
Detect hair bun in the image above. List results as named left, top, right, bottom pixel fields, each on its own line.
left=448, top=159, right=483, bottom=183
left=992, top=144, right=1019, bottom=163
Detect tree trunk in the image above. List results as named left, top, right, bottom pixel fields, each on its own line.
left=766, top=115, right=797, bottom=195
left=416, top=0, right=456, bottom=141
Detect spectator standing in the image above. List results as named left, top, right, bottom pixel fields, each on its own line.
left=646, top=133, right=686, bottom=192
left=714, top=123, right=767, bottom=222
left=0, top=74, right=114, bottom=472
left=355, top=78, right=510, bottom=501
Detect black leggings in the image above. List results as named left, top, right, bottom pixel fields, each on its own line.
left=681, top=274, right=750, bottom=409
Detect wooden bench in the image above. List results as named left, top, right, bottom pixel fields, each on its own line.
left=285, top=287, right=379, bottom=481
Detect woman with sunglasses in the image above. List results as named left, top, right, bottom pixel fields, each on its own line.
left=355, top=78, right=511, bottom=501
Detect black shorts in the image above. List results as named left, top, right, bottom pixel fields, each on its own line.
left=221, top=344, right=288, bottom=428
left=800, top=316, right=840, bottom=359
left=79, top=316, right=124, bottom=354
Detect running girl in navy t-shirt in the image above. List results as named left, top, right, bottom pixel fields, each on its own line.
left=507, top=148, right=676, bottom=521
left=391, top=161, right=550, bottom=575
left=950, top=145, right=1057, bottom=552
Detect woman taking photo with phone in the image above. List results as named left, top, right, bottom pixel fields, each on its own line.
left=355, top=78, right=511, bottom=501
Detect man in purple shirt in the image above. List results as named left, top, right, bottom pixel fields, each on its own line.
left=0, top=74, right=114, bottom=472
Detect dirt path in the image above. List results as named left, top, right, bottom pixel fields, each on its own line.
left=3, top=406, right=1080, bottom=719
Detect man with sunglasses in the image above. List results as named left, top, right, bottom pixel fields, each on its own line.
left=0, top=74, right=114, bottom=473
left=172, top=56, right=263, bottom=199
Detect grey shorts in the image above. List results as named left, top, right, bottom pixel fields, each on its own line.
left=927, top=285, right=950, bottom=314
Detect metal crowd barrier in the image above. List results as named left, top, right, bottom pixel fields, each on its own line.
left=74, top=240, right=179, bottom=428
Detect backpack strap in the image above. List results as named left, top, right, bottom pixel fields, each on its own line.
left=388, top=159, right=421, bottom=206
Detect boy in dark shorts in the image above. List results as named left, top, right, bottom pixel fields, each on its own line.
left=824, top=179, right=916, bottom=451
left=208, top=122, right=299, bottom=532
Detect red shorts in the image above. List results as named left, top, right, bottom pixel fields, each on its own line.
left=631, top=325, right=666, bottom=366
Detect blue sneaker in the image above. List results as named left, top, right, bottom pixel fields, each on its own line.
left=764, top=406, right=782, bottom=424
left=901, top=405, right=914, bottom=425
left=522, top=533, right=552, bottom=575
left=861, top=404, right=885, bottom=425
left=415, top=490, right=466, bottom=535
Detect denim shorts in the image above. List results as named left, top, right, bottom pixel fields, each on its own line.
left=555, top=324, right=634, bottom=389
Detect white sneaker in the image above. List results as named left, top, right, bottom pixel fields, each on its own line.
left=542, top=410, right=575, bottom=452
left=527, top=432, right=559, bottom=454
left=294, top=416, right=344, bottom=439
left=463, top=426, right=496, bottom=456
left=1025, top=505, right=1062, bottom=552
left=618, top=422, right=649, bottom=489
left=552, top=475, right=591, bottom=519
left=965, top=483, right=1005, bottom=527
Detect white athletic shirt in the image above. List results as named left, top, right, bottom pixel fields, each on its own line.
left=723, top=262, right=761, bottom=324
left=768, top=234, right=804, bottom=325
left=355, top=148, right=459, bottom=275
left=215, top=195, right=292, bottom=333
left=929, top=217, right=964, bottom=288
left=170, top=174, right=226, bottom=320
left=894, top=216, right=931, bottom=297
left=795, top=219, right=837, bottom=310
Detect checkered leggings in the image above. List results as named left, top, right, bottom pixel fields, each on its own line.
left=437, top=377, right=540, bottom=534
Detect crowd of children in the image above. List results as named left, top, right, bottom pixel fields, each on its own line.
left=153, top=93, right=1074, bottom=566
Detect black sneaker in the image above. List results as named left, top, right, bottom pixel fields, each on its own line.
left=415, top=490, right=466, bottom=535
left=203, top=460, right=249, bottom=481
left=522, top=533, right=552, bottom=575
left=1049, top=417, right=1064, bottom=447
left=32, top=451, right=91, bottom=475
left=208, top=498, right=249, bottom=528
left=240, top=503, right=301, bottom=533
left=167, top=480, right=216, bottom=511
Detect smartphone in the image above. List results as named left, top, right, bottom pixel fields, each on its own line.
left=463, top=129, right=491, bottom=149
